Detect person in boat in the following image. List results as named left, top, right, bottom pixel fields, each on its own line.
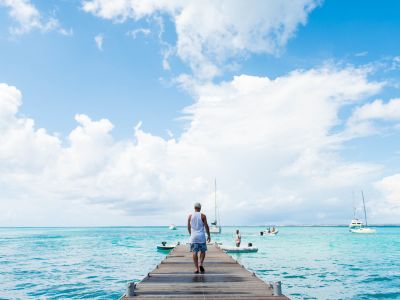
left=188, top=202, right=211, bottom=274
left=271, top=226, right=275, bottom=233
left=235, top=229, right=241, bottom=247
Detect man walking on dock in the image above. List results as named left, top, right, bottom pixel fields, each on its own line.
left=188, top=202, right=211, bottom=273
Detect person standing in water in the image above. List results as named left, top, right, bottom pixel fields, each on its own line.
left=188, top=202, right=211, bottom=273
left=235, top=229, right=241, bottom=247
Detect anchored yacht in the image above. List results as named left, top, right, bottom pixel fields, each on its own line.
left=349, top=191, right=376, bottom=234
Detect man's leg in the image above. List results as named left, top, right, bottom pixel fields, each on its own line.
left=199, top=251, right=205, bottom=266
left=192, top=252, right=199, bottom=272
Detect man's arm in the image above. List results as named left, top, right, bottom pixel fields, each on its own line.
left=202, top=214, right=211, bottom=243
left=187, top=214, right=192, bottom=235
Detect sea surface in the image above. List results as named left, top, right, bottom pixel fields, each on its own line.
left=1, top=226, right=399, bottom=300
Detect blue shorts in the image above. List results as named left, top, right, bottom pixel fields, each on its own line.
left=190, top=243, right=207, bottom=253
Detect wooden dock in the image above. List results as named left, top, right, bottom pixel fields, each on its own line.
left=121, top=244, right=289, bottom=299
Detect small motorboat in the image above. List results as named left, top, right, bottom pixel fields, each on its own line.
left=157, top=241, right=179, bottom=250
left=260, top=226, right=279, bottom=236
left=169, top=224, right=177, bottom=230
left=260, top=230, right=278, bottom=236
left=207, top=241, right=223, bottom=245
left=221, top=243, right=258, bottom=253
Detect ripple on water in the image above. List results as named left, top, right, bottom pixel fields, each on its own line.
left=283, top=274, right=307, bottom=279
left=355, top=291, right=400, bottom=299
left=257, top=269, right=274, bottom=273
left=27, top=284, right=87, bottom=298
left=14, top=283, right=37, bottom=290
left=362, top=276, right=393, bottom=283
left=349, top=267, right=363, bottom=271
left=291, top=292, right=317, bottom=299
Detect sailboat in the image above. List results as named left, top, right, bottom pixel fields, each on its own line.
left=210, top=179, right=221, bottom=234
left=349, top=191, right=376, bottom=234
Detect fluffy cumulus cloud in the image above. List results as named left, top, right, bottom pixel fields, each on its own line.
left=0, top=0, right=70, bottom=35
left=2, top=66, right=400, bottom=226
left=82, top=0, right=320, bottom=78
left=350, top=98, right=400, bottom=122
left=374, top=174, right=400, bottom=222
left=376, top=174, right=400, bottom=205
left=344, top=98, right=400, bottom=138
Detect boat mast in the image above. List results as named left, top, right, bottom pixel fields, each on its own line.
left=214, top=178, right=217, bottom=224
left=361, top=190, right=368, bottom=227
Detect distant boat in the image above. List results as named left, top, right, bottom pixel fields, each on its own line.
left=260, top=226, right=279, bottom=236
left=221, top=243, right=258, bottom=253
left=169, top=224, right=177, bottom=230
left=349, top=191, right=376, bottom=234
left=210, top=179, right=222, bottom=234
left=157, top=241, right=179, bottom=250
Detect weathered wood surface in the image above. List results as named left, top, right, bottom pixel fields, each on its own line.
left=121, top=244, right=289, bottom=299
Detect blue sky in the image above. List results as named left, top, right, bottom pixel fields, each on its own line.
left=1, top=0, right=400, bottom=226
left=0, top=0, right=190, bottom=140
left=1, top=0, right=399, bottom=139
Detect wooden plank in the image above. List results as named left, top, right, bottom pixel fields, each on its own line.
left=121, top=244, right=290, bottom=299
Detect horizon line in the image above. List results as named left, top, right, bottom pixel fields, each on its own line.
left=1, top=224, right=400, bottom=228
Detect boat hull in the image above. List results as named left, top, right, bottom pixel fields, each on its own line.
left=210, top=226, right=221, bottom=234
left=350, top=228, right=376, bottom=234
left=157, top=244, right=177, bottom=250
left=221, top=246, right=258, bottom=253
left=260, top=230, right=278, bottom=236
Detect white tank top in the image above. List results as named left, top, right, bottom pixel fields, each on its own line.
left=190, top=212, right=206, bottom=243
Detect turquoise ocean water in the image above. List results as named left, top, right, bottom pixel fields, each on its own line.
left=1, top=226, right=399, bottom=299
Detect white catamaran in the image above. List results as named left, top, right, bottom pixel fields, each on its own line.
left=349, top=191, right=376, bottom=234
left=210, top=179, right=221, bottom=234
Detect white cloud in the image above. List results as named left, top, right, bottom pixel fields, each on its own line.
left=59, top=27, right=74, bottom=37
left=0, top=0, right=68, bottom=35
left=355, top=51, right=368, bottom=57
left=392, top=56, right=400, bottom=70
left=343, top=97, right=400, bottom=139
left=3, top=66, right=399, bottom=226
left=350, top=98, right=400, bottom=123
left=375, top=174, right=400, bottom=205
left=82, top=0, right=320, bottom=78
left=127, top=27, right=151, bottom=39
left=0, top=83, right=60, bottom=173
left=373, top=174, right=400, bottom=223
left=94, top=33, right=104, bottom=51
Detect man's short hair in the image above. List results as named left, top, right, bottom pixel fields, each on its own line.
left=194, top=202, right=201, bottom=209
